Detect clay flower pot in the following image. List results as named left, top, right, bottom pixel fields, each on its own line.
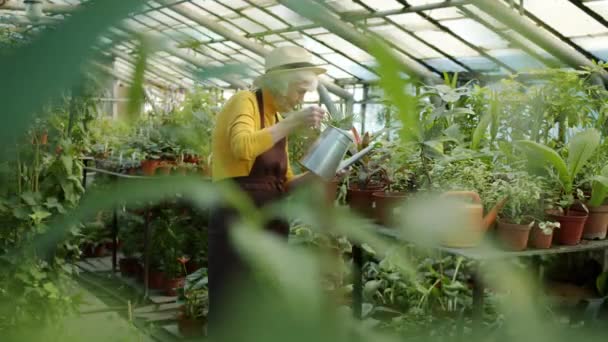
left=582, top=205, right=608, bottom=240
left=164, top=277, right=186, bottom=296
left=549, top=211, right=588, bottom=245
left=157, top=164, right=172, bottom=175
left=372, top=191, right=407, bottom=227
left=529, top=225, right=553, bottom=249
left=178, top=316, right=205, bottom=337
left=141, top=159, right=160, bottom=176
left=496, top=219, right=532, bottom=251
left=346, top=183, right=384, bottom=219
left=119, top=257, right=140, bottom=277
left=148, top=270, right=166, bottom=290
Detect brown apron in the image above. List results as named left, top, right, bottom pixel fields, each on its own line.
left=207, top=89, right=289, bottom=334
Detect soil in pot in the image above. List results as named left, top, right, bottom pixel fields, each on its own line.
left=347, top=183, right=384, bottom=219
left=165, top=277, right=186, bottom=296
left=529, top=225, right=553, bottom=249
left=496, top=220, right=532, bottom=251
left=372, top=191, right=407, bottom=227
left=582, top=205, right=608, bottom=240
left=549, top=211, right=588, bottom=246
left=178, top=317, right=205, bottom=337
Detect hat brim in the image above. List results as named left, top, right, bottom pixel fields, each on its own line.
left=253, top=66, right=327, bottom=87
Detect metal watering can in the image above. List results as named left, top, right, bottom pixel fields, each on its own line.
left=299, top=126, right=388, bottom=181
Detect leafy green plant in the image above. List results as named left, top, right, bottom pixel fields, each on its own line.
left=516, top=128, right=601, bottom=211
left=492, top=169, right=545, bottom=224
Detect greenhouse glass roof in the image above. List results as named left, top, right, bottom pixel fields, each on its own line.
left=2, top=0, right=608, bottom=94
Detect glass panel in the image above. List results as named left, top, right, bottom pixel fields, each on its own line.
left=423, top=7, right=463, bottom=20
left=523, top=0, right=608, bottom=37
left=440, top=18, right=509, bottom=50
left=267, top=4, right=313, bottom=25
left=369, top=24, right=442, bottom=59
left=414, top=30, right=479, bottom=57
left=424, top=58, right=467, bottom=72
left=323, top=53, right=378, bottom=80
left=586, top=0, right=608, bottom=19
left=388, top=13, right=436, bottom=30
left=406, top=0, right=445, bottom=5
left=314, top=34, right=375, bottom=62
left=177, top=28, right=211, bottom=42
left=325, top=1, right=367, bottom=12
left=219, top=20, right=247, bottom=35
left=249, top=0, right=277, bottom=6
left=358, top=0, right=403, bottom=11
left=202, top=47, right=232, bottom=62
left=282, top=31, right=303, bottom=40
left=301, top=36, right=334, bottom=54
left=456, top=56, right=499, bottom=71
left=222, top=0, right=249, bottom=9
left=230, top=17, right=266, bottom=33
left=303, top=27, right=329, bottom=35
left=263, top=34, right=283, bottom=42
left=160, top=9, right=199, bottom=27
left=323, top=65, right=354, bottom=79
left=209, top=42, right=238, bottom=54
left=242, top=8, right=289, bottom=30
left=146, top=10, right=180, bottom=26
left=191, top=0, right=235, bottom=17
left=488, top=49, right=546, bottom=71
left=572, top=35, right=608, bottom=60
left=461, top=5, right=506, bottom=29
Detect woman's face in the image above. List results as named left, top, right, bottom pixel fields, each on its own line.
left=275, top=80, right=314, bottom=112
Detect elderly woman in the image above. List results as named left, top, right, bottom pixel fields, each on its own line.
left=208, top=46, right=327, bottom=332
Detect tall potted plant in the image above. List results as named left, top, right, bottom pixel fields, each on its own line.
left=494, top=171, right=545, bottom=251
left=516, top=129, right=600, bottom=245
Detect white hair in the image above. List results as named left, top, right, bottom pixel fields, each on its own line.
left=258, top=70, right=318, bottom=97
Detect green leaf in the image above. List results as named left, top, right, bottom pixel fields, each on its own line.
left=195, top=64, right=248, bottom=81
left=567, top=129, right=600, bottom=180
left=516, top=140, right=571, bottom=192
left=30, top=210, right=52, bottom=223
left=0, top=0, right=145, bottom=147
left=60, top=155, right=73, bottom=173
left=126, top=38, right=149, bottom=122
left=597, top=271, right=608, bottom=296
left=471, top=113, right=492, bottom=150
left=21, top=192, right=38, bottom=206
left=589, top=166, right=608, bottom=207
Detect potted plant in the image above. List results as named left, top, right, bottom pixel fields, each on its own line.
left=163, top=254, right=187, bottom=296
left=579, top=164, right=608, bottom=239
left=178, top=287, right=207, bottom=337
left=371, top=142, right=414, bottom=226
left=529, top=220, right=560, bottom=249
left=118, top=213, right=143, bottom=277
left=493, top=170, right=545, bottom=251
left=516, top=129, right=600, bottom=245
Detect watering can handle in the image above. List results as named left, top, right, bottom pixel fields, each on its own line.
left=441, top=191, right=482, bottom=204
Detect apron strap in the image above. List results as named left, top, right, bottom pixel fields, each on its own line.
left=255, top=89, right=280, bottom=129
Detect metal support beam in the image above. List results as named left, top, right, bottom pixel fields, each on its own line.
left=278, top=0, right=441, bottom=83
left=155, top=0, right=353, bottom=101
left=108, top=48, right=191, bottom=89
left=472, top=0, right=608, bottom=82
left=91, top=61, right=170, bottom=90
left=342, top=0, right=472, bottom=21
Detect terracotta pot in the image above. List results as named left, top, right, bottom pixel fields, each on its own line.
left=178, top=317, right=204, bottom=337
left=347, top=184, right=384, bottom=219
left=164, top=276, right=186, bottom=296
left=174, top=166, right=188, bottom=176
left=496, top=220, right=532, bottom=251
left=582, top=205, right=608, bottom=240
left=325, top=179, right=339, bottom=204
left=127, top=167, right=138, bottom=175
left=157, top=164, right=172, bottom=175
left=549, top=211, right=588, bottom=245
left=141, top=160, right=160, bottom=176
left=372, top=191, right=407, bottom=227
left=529, top=225, right=553, bottom=249
left=40, top=133, right=48, bottom=145
left=93, top=244, right=107, bottom=257
left=148, top=270, right=166, bottom=290
left=119, top=257, right=139, bottom=277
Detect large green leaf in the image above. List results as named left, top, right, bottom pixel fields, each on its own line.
left=566, top=128, right=601, bottom=179
left=126, top=37, right=148, bottom=122
left=516, top=140, right=571, bottom=192
left=471, top=113, right=492, bottom=150
left=589, top=165, right=608, bottom=207
left=0, top=0, right=145, bottom=146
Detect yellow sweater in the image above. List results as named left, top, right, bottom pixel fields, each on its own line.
left=211, top=89, right=294, bottom=182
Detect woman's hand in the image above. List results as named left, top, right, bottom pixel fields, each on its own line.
left=286, top=106, right=326, bottom=129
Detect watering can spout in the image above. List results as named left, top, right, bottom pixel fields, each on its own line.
left=482, top=197, right=508, bottom=230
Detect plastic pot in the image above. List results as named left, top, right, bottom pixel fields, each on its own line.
left=582, top=205, right=608, bottom=240
left=529, top=225, right=553, bottom=249
left=549, top=211, right=588, bottom=245
left=496, top=220, right=532, bottom=251
left=372, top=191, right=407, bottom=227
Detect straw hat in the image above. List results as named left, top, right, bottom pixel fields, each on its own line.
left=254, top=46, right=326, bottom=86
